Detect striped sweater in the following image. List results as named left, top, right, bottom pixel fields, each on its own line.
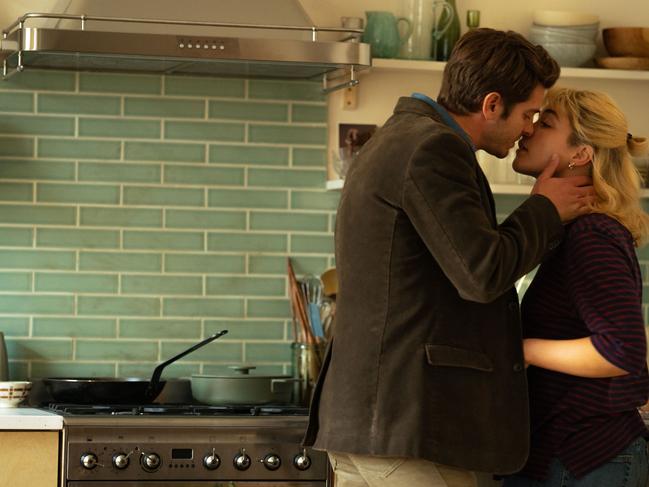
left=518, top=212, right=649, bottom=479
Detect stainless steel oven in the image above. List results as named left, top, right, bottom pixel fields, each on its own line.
left=52, top=404, right=329, bottom=486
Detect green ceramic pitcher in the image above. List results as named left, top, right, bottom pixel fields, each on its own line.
left=363, top=11, right=412, bottom=58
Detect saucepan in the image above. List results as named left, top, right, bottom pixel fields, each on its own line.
left=191, top=365, right=297, bottom=405
left=42, top=331, right=229, bottom=404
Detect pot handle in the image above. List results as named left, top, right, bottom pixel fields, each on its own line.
left=270, top=378, right=300, bottom=393
left=146, top=330, right=229, bottom=399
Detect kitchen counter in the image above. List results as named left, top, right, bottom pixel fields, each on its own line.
left=0, top=407, right=63, bottom=430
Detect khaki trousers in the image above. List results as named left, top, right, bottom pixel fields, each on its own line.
left=329, top=451, right=479, bottom=487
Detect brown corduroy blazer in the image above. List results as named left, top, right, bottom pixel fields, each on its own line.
left=303, top=97, right=564, bottom=474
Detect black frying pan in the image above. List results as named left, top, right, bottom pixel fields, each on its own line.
left=42, top=330, right=228, bottom=404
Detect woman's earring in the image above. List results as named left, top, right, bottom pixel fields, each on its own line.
left=568, top=162, right=575, bottom=170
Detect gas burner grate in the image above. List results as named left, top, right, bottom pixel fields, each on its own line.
left=47, top=403, right=309, bottom=416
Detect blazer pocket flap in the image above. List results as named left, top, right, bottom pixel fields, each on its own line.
left=425, top=344, right=493, bottom=372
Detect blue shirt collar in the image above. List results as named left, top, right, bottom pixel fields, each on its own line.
left=411, top=92, right=476, bottom=151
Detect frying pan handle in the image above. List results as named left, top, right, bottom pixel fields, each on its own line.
left=146, top=330, right=228, bottom=399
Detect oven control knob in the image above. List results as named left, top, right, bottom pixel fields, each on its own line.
left=294, top=452, right=312, bottom=471
left=80, top=453, right=98, bottom=470
left=203, top=450, right=221, bottom=470
left=262, top=453, right=282, bottom=471
left=234, top=451, right=252, bottom=470
left=141, top=452, right=161, bottom=471
left=113, top=453, right=130, bottom=470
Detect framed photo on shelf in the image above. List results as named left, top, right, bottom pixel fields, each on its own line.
left=334, top=123, right=377, bottom=179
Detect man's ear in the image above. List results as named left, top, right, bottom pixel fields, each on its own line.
left=482, top=92, right=504, bottom=121
left=570, top=144, right=594, bottom=167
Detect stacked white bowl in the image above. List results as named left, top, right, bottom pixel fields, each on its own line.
left=529, top=11, right=600, bottom=67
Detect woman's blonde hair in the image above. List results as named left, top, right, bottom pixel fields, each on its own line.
left=544, top=87, right=649, bottom=246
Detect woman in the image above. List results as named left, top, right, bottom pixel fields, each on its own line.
left=504, top=87, right=649, bottom=487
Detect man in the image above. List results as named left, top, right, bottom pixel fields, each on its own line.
left=303, top=29, right=594, bottom=486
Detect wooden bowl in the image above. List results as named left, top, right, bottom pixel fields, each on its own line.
left=603, top=27, right=649, bottom=57
left=595, top=56, right=649, bottom=70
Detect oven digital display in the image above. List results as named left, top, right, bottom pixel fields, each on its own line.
left=172, top=448, right=193, bottom=460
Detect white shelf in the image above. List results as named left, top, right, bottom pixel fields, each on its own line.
left=370, top=58, right=649, bottom=81
left=328, top=179, right=649, bottom=197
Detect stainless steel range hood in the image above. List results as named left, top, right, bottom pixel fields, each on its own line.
left=0, top=0, right=370, bottom=93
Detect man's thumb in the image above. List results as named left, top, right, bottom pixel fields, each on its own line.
left=538, top=154, right=560, bottom=180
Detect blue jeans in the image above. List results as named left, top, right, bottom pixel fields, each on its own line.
left=503, top=437, right=649, bottom=487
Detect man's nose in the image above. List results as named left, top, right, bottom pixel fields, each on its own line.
left=521, top=120, right=535, bottom=137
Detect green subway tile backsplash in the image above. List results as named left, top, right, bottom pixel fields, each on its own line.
left=0, top=249, right=75, bottom=270
left=123, top=230, right=204, bottom=250
left=0, top=92, right=34, bottom=112
left=292, top=147, right=326, bottom=167
left=0, top=159, right=75, bottom=181
left=249, top=125, right=326, bottom=145
left=0, top=70, right=340, bottom=379
left=39, top=138, right=121, bottom=160
left=125, top=97, right=205, bottom=118
left=38, top=182, right=120, bottom=204
left=125, top=141, right=205, bottom=163
left=122, top=275, right=202, bottom=295
left=165, top=121, right=244, bottom=142
left=0, top=318, right=30, bottom=336
left=37, top=228, right=120, bottom=249
left=165, top=209, right=246, bottom=230
left=79, top=118, right=161, bottom=139
left=80, top=207, right=162, bottom=228
left=209, top=145, right=288, bottom=166
left=0, top=272, right=32, bottom=291
left=0, top=204, right=75, bottom=225
left=35, top=272, right=118, bottom=293
left=33, top=318, right=117, bottom=338
left=0, top=114, right=75, bottom=136
left=0, top=137, right=34, bottom=157
left=208, top=189, right=288, bottom=209
left=249, top=80, right=324, bottom=101
left=292, top=104, right=327, bottom=122
left=80, top=72, right=161, bottom=94
left=78, top=296, right=160, bottom=317
left=0, top=227, right=33, bottom=246
left=165, top=76, right=245, bottom=98
left=76, top=340, right=159, bottom=361
left=164, top=253, right=245, bottom=274
left=162, top=298, right=244, bottom=318
left=209, top=101, right=288, bottom=121
left=164, top=164, right=244, bottom=186
left=123, top=186, right=204, bottom=207
left=79, top=251, right=162, bottom=272
left=6, top=338, right=73, bottom=360
left=206, top=276, right=285, bottom=297
left=79, top=162, right=161, bottom=184
left=205, top=320, right=285, bottom=340
left=248, top=168, right=326, bottom=188
left=38, top=94, right=121, bottom=115
left=0, top=70, right=75, bottom=92
left=0, top=182, right=33, bottom=201
left=120, top=319, right=201, bottom=339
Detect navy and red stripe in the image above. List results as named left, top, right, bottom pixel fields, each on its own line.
left=518, top=212, right=649, bottom=480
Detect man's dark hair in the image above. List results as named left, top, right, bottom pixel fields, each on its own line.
left=437, top=28, right=560, bottom=118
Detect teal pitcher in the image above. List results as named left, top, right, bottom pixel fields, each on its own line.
left=363, top=11, right=412, bottom=59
